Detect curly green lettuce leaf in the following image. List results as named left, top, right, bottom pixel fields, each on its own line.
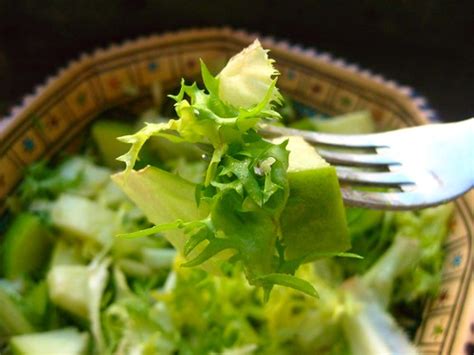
left=264, top=263, right=346, bottom=353
left=103, top=262, right=263, bottom=354
left=355, top=204, right=454, bottom=307
left=117, top=41, right=282, bottom=176
left=114, top=41, right=326, bottom=298
left=9, top=157, right=103, bottom=210
left=102, top=267, right=176, bottom=354
left=391, top=204, right=454, bottom=303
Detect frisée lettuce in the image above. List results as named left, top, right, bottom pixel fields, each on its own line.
left=112, top=40, right=351, bottom=299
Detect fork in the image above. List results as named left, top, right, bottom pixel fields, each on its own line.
left=261, top=118, right=474, bottom=210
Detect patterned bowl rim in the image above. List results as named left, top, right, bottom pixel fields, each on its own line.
left=0, top=27, right=439, bottom=132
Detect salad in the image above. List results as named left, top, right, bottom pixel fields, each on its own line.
left=0, top=41, right=453, bottom=355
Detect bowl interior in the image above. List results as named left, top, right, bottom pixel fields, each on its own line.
left=0, top=28, right=472, bottom=354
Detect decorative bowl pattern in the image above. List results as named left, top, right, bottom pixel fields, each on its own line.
left=0, top=28, right=472, bottom=354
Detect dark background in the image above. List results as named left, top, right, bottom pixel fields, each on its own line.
left=1, top=0, right=473, bottom=121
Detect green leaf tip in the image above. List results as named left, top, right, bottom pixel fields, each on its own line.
left=181, top=238, right=238, bottom=268
left=254, top=273, right=319, bottom=298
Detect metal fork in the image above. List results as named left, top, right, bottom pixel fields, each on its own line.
left=261, top=118, right=474, bottom=210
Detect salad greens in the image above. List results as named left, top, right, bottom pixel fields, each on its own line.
left=0, top=40, right=455, bottom=355
left=113, top=40, right=350, bottom=299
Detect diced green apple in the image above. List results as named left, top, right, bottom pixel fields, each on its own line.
left=47, top=265, right=89, bottom=318
left=2, top=213, right=52, bottom=279
left=49, top=240, right=85, bottom=268
left=312, top=111, right=375, bottom=134
left=51, top=194, right=117, bottom=246
left=10, top=328, right=89, bottom=355
left=91, top=120, right=135, bottom=170
left=275, top=136, right=350, bottom=261
left=0, top=288, right=34, bottom=335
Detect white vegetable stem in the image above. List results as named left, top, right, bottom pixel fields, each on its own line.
left=362, top=236, right=421, bottom=307
left=342, top=279, right=418, bottom=355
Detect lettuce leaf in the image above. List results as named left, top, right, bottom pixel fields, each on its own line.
left=113, top=41, right=333, bottom=298
left=102, top=262, right=263, bottom=354
left=217, top=39, right=282, bottom=110
left=391, top=204, right=454, bottom=303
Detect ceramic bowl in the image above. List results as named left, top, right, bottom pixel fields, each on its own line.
left=0, top=28, right=472, bottom=354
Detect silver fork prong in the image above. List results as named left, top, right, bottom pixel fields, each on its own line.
left=341, top=189, right=414, bottom=210
left=336, top=167, right=415, bottom=187
left=262, top=118, right=474, bottom=209
left=261, top=124, right=386, bottom=148
left=317, top=149, right=401, bottom=167
left=341, top=188, right=455, bottom=210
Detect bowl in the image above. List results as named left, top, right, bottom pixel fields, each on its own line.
left=0, top=28, right=472, bottom=354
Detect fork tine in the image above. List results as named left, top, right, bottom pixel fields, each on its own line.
left=336, top=167, right=415, bottom=187
left=317, top=149, right=400, bottom=167
left=261, top=124, right=386, bottom=148
left=341, top=189, right=449, bottom=210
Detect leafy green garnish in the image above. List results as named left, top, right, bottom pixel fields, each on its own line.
left=115, top=40, right=318, bottom=298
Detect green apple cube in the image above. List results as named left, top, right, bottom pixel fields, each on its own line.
left=91, top=120, right=134, bottom=170
left=10, top=328, right=89, bottom=355
left=2, top=213, right=52, bottom=279
left=276, top=136, right=350, bottom=261
left=51, top=194, right=116, bottom=245
left=47, top=265, right=89, bottom=319
left=312, top=111, right=375, bottom=134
